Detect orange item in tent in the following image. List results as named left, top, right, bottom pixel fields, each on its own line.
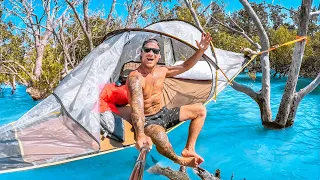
left=99, top=83, right=128, bottom=114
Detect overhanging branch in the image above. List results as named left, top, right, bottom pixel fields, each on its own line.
left=210, top=16, right=261, bottom=49
left=310, top=10, right=320, bottom=17
left=230, top=81, right=258, bottom=101
left=0, top=61, right=34, bottom=80
left=297, top=72, right=320, bottom=98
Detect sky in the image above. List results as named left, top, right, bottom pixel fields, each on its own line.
left=104, top=0, right=309, bottom=17
left=102, top=0, right=318, bottom=26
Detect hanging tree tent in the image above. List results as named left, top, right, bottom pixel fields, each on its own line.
left=0, top=20, right=246, bottom=173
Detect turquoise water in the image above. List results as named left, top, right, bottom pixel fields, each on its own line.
left=0, top=74, right=319, bottom=180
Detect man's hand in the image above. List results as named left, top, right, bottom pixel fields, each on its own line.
left=196, top=32, right=212, bottom=52
left=136, top=133, right=153, bottom=151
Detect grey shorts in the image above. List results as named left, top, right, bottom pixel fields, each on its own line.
left=144, top=107, right=181, bottom=129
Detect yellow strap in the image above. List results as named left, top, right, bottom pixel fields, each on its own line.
left=229, top=36, right=307, bottom=83
left=213, top=70, right=218, bottom=101
left=206, top=36, right=307, bottom=104
left=258, top=36, right=307, bottom=55
left=210, top=41, right=232, bottom=83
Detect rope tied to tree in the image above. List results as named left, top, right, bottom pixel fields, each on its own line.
left=208, top=36, right=308, bottom=104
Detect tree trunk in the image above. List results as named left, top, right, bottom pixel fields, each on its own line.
left=286, top=93, right=301, bottom=127
left=275, top=0, right=311, bottom=127
left=184, top=0, right=204, bottom=32
left=34, top=44, right=45, bottom=79
left=257, top=94, right=272, bottom=124
left=288, top=72, right=320, bottom=125
left=240, top=0, right=272, bottom=123
left=106, top=0, right=116, bottom=32
left=259, top=54, right=272, bottom=123
left=11, top=75, right=16, bottom=94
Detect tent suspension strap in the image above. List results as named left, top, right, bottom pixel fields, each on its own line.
left=259, top=36, right=307, bottom=55
left=209, top=41, right=232, bottom=83
left=210, top=41, right=220, bottom=101
left=209, top=41, right=230, bottom=101
left=228, top=36, right=308, bottom=84
left=207, top=36, right=307, bottom=103
left=213, top=70, right=219, bottom=101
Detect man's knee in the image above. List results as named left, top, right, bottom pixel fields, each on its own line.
left=194, top=103, right=206, bottom=119
left=144, top=125, right=165, bottom=139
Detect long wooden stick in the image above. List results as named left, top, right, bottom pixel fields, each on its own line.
left=129, top=147, right=149, bottom=180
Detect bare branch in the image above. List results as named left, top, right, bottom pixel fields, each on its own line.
left=66, top=0, right=93, bottom=50
left=200, top=1, right=215, bottom=17
left=106, top=0, right=116, bottom=32
left=83, top=0, right=90, bottom=32
left=1, top=64, right=16, bottom=74
left=125, top=0, right=148, bottom=28
left=0, top=71, right=18, bottom=75
left=5, top=8, right=31, bottom=28
left=239, top=0, right=269, bottom=50
left=210, top=16, right=261, bottom=49
left=310, top=10, right=320, bottom=17
left=14, top=26, right=35, bottom=35
left=266, top=4, right=296, bottom=14
left=230, top=81, right=258, bottom=101
left=0, top=61, right=34, bottom=80
left=20, top=0, right=38, bottom=34
left=0, top=65, right=25, bottom=85
left=29, top=23, right=54, bottom=32
left=184, top=0, right=204, bottom=32
left=297, top=73, right=320, bottom=98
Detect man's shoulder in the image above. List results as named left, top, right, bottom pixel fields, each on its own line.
left=127, top=70, right=143, bottom=86
left=128, top=70, right=141, bottom=78
left=156, top=66, right=169, bottom=73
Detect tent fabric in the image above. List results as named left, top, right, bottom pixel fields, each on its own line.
left=0, top=20, right=246, bottom=171
left=173, top=61, right=213, bottom=80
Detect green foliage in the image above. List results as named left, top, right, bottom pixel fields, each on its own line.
left=209, top=31, right=251, bottom=52
left=231, top=2, right=269, bottom=36
left=268, top=26, right=316, bottom=78
left=33, top=43, right=63, bottom=94
left=301, top=32, right=320, bottom=78
left=268, top=26, right=297, bottom=76
left=0, top=22, right=27, bottom=84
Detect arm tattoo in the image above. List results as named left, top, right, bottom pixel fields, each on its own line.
left=128, top=75, right=145, bottom=137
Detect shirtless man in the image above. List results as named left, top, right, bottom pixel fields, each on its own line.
left=127, top=32, right=212, bottom=168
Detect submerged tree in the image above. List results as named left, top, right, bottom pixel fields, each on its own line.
left=184, top=0, right=320, bottom=128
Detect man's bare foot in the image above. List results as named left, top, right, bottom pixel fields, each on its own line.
left=181, top=148, right=204, bottom=165
left=175, top=156, right=198, bottom=168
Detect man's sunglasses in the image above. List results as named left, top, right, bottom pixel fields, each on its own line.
left=142, top=47, right=160, bottom=54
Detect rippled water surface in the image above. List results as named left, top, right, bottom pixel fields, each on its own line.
left=0, top=74, right=319, bottom=180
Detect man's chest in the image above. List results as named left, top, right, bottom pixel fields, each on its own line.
left=143, top=73, right=165, bottom=93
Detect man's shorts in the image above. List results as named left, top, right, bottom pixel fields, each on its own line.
left=144, top=107, right=181, bottom=129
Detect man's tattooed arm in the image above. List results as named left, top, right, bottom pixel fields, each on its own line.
left=127, top=74, right=145, bottom=137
